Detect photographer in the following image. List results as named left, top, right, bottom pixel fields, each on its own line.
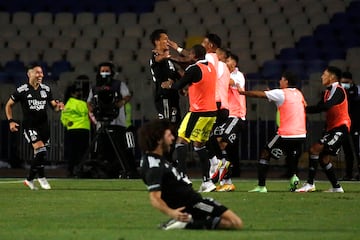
left=86, top=62, right=137, bottom=178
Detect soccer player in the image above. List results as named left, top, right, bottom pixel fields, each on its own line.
left=161, top=44, right=218, bottom=192
left=296, top=66, right=350, bottom=192
left=149, top=29, right=183, bottom=125
left=239, top=72, right=307, bottom=192
left=5, top=64, right=64, bottom=190
left=210, top=52, right=247, bottom=192
left=138, top=119, right=243, bottom=230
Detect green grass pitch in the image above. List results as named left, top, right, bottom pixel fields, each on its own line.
left=0, top=178, right=359, bottom=240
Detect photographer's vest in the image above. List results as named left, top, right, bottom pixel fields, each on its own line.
left=277, top=88, right=306, bottom=137
left=324, top=84, right=351, bottom=132
left=188, top=62, right=217, bottom=112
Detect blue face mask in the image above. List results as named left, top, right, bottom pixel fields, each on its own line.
left=342, top=83, right=351, bottom=89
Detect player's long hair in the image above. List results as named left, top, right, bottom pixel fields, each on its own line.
left=137, top=119, right=173, bottom=152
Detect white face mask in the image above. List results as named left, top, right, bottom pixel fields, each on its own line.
left=342, top=83, right=351, bottom=89
left=100, top=72, right=111, bottom=78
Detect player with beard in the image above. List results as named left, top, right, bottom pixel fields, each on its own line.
left=138, top=119, right=243, bottom=230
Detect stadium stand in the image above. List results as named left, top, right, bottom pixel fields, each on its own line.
left=0, top=0, right=359, bottom=165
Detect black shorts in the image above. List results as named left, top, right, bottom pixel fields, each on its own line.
left=23, top=124, right=50, bottom=144
left=221, top=117, right=246, bottom=145
left=319, top=125, right=349, bottom=156
left=155, top=98, right=181, bottom=124
left=186, top=197, right=228, bottom=220
left=212, top=108, right=229, bottom=137
left=266, top=134, right=305, bottom=159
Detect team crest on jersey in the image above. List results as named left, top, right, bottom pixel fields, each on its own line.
left=40, top=90, right=47, bottom=98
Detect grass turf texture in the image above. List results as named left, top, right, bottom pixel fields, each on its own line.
left=0, top=179, right=359, bottom=240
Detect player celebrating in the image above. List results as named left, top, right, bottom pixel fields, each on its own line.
left=138, top=119, right=243, bottom=230
left=239, top=72, right=306, bottom=192
left=296, top=66, right=350, bottom=192
left=5, top=64, right=64, bottom=190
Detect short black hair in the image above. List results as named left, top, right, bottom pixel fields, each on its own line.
left=326, top=66, right=342, bottom=80
left=98, top=62, right=114, bottom=71
left=150, top=29, right=167, bottom=46
left=228, top=53, right=239, bottom=64
left=282, top=71, right=298, bottom=87
left=206, top=33, right=222, bottom=48
left=96, top=62, right=115, bottom=83
left=27, top=62, right=44, bottom=71
left=137, top=119, right=173, bottom=152
left=191, top=44, right=206, bottom=60
left=342, top=71, right=352, bottom=79
left=97, top=62, right=115, bottom=76
left=217, top=47, right=230, bottom=59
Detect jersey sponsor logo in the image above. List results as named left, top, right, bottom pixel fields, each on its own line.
left=27, top=94, right=32, bottom=98
left=28, top=99, right=47, bottom=111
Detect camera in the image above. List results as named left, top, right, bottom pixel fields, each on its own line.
left=92, top=85, right=119, bottom=122
left=92, top=62, right=120, bottom=122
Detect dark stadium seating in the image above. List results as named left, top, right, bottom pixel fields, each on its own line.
left=0, top=0, right=156, bottom=14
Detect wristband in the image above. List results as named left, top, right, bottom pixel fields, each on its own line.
left=177, top=47, right=183, bottom=53
left=8, top=119, right=15, bottom=123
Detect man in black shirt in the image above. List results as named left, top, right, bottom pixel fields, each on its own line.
left=296, top=66, right=350, bottom=192
left=86, top=62, right=137, bottom=178
left=138, top=119, right=243, bottom=230
left=149, top=29, right=183, bottom=125
left=161, top=44, right=218, bottom=192
left=340, top=71, right=360, bottom=180
left=5, top=64, right=64, bottom=190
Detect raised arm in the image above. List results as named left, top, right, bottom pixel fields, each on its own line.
left=238, top=89, right=267, bottom=98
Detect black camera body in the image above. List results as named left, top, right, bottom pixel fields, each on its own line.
left=92, top=84, right=120, bottom=122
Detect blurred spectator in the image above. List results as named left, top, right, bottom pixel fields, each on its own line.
left=61, top=81, right=90, bottom=177
left=340, top=71, right=360, bottom=180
